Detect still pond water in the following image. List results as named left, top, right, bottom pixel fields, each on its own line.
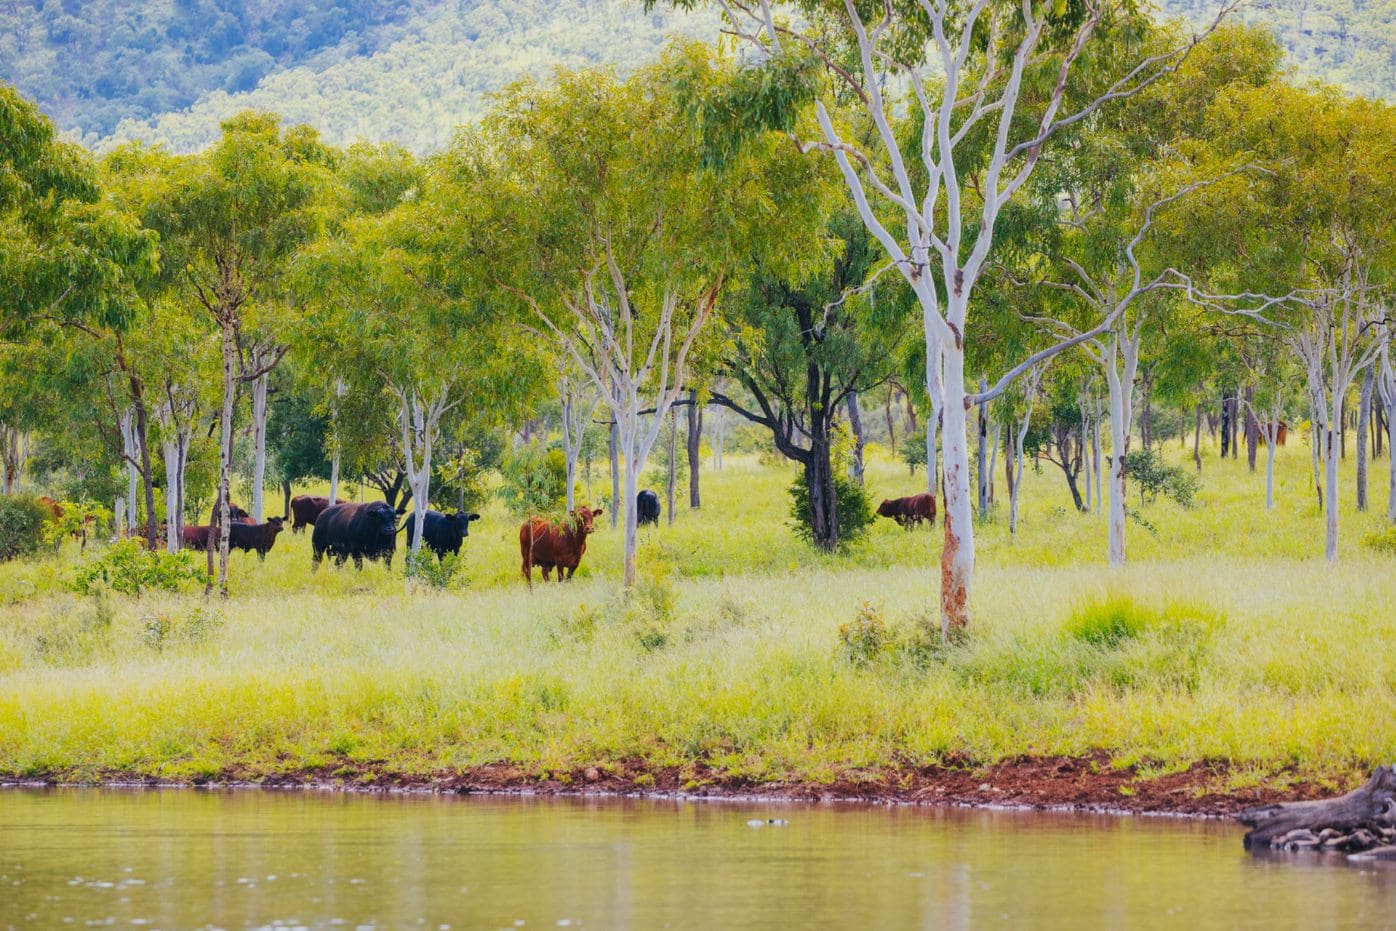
left=1, top=788, right=1393, bottom=929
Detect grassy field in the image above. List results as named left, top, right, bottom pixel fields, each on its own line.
left=2, top=436, right=1394, bottom=799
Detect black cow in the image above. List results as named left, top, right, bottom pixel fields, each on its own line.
left=402, top=510, right=481, bottom=560
left=312, top=501, right=404, bottom=570
left=228, top=517, right=285, bottom=560
left=636, top=489, right=661, bottom=526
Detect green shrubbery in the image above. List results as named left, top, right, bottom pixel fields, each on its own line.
left=404, top=551, right=466, bottom=590
left=788, top=470, right=874, bottom=549
left=1124, top=448, right=1200, bottom=509
left=71, top=539, right=208, bottom=597
left=499, top=441, right=568, bottom=517
left=1362, top=525, right=1396, bottom=554
left=0, top=495, right=52, bottom=562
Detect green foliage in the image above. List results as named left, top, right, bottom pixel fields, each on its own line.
left=499, top=442, right=567, bottom=518
left=1124, top=447, right=1200, bottom=509
left=40, top=500, right=112, bottom=549
left=404, top=551, right=466, bottom=591
left=787, top=470, right=874, bottom=549
left=837, top=602, right=894, bottom=667
left=72, top=540, right=208, bottom=597
left=1064, top=596, right=1153, bottom=647
left=0, top=496, right=52, bottom=562
left=1362, top=526, right=1396, bottom=555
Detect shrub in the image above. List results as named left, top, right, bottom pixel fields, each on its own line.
left=788, top=469, right=874, bottom=549
left=0, top=495, right=52, bottom=562
left=40, top=499, right=111, bottom=548
left=1363, top=526, right=1396, bottom=555
left=1123, top=447, right=1200, bottom=509
left=72, top=539, right=208, bottom=597
left=499, top=441, right=567, bottom=517
left=1065, top=596, right=1152, bottom=647
left=405, top=551, right=465, bottom=590
left=838, top=601, right=894, bottom=666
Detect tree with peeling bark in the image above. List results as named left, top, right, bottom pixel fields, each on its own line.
left=472, top=46, right=831, bottom=585
left=653, top=0, right=1236, bottom=633
left=141, top=112, right=334, bottom=593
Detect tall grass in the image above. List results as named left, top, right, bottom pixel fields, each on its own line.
left=0, top=438, right=1393, bottom=786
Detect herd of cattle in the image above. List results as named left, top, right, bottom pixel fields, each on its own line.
left=161, top=487, right=936, bottom=584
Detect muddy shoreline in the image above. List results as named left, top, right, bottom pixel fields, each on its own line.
left=0, top=753, right=1352, bottom=818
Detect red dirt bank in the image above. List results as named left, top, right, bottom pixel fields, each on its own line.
left=3, top=753, right=1354, bottom=817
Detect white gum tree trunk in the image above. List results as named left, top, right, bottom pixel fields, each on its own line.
left=328, top=379, right=346, bottom=505
left=395, top=383, right=455, bottom=561
left=250, top=370, right=269, bottom=522
left=1102, top=329, right=1141, bottom=567
left=120, top=410, right=139, bottom=534
left=1009, top=364, right=1044, bottom=535
left=1380, top=343, right=1396, bottom=521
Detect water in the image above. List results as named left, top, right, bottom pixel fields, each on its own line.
left=1, top=789, right=1393, bottom=929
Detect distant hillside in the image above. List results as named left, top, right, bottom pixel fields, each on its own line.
left=0, top=0, right=440, bottom=140
left=1162, top=0, right=1396, bottom=99
left=99, top=0, right=722, bottom=154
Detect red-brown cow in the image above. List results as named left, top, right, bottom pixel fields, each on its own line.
left=182, top=524, right=212, bottom=551
left=37, top=496, right=64, bottom=521
left=876, top=493, right=937, bottom=529
left=289, top=495, right=347, bottom=534
left=519, top=506, right=603, bottom=587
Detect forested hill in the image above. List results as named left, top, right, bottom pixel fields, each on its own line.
left=1162, top=0, right=1396, bottom=100
left=0, top=0, right=441, bottom=141
left=2, top=0, right=1390, bottom=153
left=3, top=0, right=720, bottom=154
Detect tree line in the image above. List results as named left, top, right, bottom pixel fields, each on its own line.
left=3, top=1, right=1395, bottom=630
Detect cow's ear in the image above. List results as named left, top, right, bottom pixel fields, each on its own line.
left=594, top=507, right=603, bottom=517
left=468, top=513, right=481, bottom=521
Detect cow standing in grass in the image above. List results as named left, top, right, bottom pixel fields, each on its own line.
left=636, top=489, right=661, bottom=526
left=313, top=501, right=404, bottom=569
left=289, top=495, right=347, bottom=533
left=520, top=506, right=602, bottom=587
left=228, top=517, right=286, bottom=560
left=876, top=493, right=937, bottom=529
left=403, top=509, right=481, bottom=560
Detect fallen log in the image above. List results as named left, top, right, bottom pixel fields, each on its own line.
left=1237, top=766, right=1396, bottom=852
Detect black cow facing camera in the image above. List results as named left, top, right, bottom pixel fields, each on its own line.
left=403, top=509, right=482, bottom=560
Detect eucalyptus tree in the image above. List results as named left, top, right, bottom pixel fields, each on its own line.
left=1186, top=83, right=1396, bottom=560
left=297, top=187, right=525, bottom=561
left=655, top=0, right=1232, bottom=632
left=142, top=112, right=334, bottom=590
left=470, top=46, right=831, bottom=585
left=1379, top=336, right=1396, bottom=521
left=713, top=210, right=912, bottom=551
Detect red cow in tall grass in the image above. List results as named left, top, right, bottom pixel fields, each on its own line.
left=876, top=493, right=937, bottom=529
left=519, top=506, right=602, bottom=587
left=289, top=495, right=347, bottom=533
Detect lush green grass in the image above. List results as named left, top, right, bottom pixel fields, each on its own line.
left=1, top=437, right=1394, bottom=789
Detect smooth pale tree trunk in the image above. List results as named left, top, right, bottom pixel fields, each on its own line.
left=562, top=390, right=578, bottom=512
left=158, top=402, right=192, bottom=554
left=120, top=411, right=139, bottom=535
left=686, top=391, right=701, bottom=509
left=939, top=347, right=975, bottom=636
left=213, top=322, right=238, bottom=593
left=665, top=409, right=677, bottom=527
left=1382, top=350, right=1396, bottom=521
left=1078, top=391, right=1092, bottom=511
left=846, top=393, right=866, bottom=485
left=396, top=385, right=453, bottom=563
left=1008, top=372, right=1042, bottom=536
left=1244, top=385, right=1259, bottom=473
left=1263, top=418, right=1279, bottom=512
left=1091, top=394, right=1104, bottom=516
left=328, top=452, right=341, bottom=507
left=1357, top=369, right=1373, bottom=511
left=1309, top=396, right=1324, bottom=512
left=1102, top=333, right=1139, bottom=568
left=328, top=379, right=346, bottom=505
left=976, top=382, right=989, bottom=520
left=926, top=334, right=944, bottom=492
left=250, top=371, right=269, bottom=522
left=1324, top=421, right=1340, bottom=561
left=609, top=418, right=620, bottom=529
left=988, top=421, right=1001, bottom=506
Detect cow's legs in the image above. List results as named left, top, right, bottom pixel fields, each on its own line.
left=353, top=555, right=363, bottom=570
left=541, top=565, right=552, bottom=581
left=564, top=567, right=575, bottom=581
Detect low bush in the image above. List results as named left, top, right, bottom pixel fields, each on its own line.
left=788, top=470, right=874, bottom=549
left=1362, top=525, right=1396, bottom=555
left=0, top=495, right=52, bottom=562
left=405, top=551, right=465, bottom=590
left=838, top=601, right=895, bottom=666
left=1124, top=448, right=1200, bottom=509
left=71, top=539, right=208, bottom=597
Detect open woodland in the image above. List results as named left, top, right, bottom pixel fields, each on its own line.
left=3, top=0, right=1396, bottom=805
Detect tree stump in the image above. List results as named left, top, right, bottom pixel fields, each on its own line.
left=1237, top=766, right=1396, bottom=853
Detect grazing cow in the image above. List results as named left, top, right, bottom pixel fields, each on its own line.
left=876, top=493, right=937, bottom=529
left=402, top=510, right=481, bottom=560
left=312, top=501, right=404, bottom=569
left=228, top=517, right=285, bottom=560
left=636, top=489, right=661, bottom=526
left=182, top=524, right=211, bottom=551
left=519, top=506, right=602, bottom=587
left=1258, top=421, right=1289, bottom=447
left=289, top=495, right=346, bottom=534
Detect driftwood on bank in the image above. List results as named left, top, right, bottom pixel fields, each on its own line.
left=1237, top=766, right=1396, bottom=858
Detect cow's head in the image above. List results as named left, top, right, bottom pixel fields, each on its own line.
left=448, top=512, right=482, bottom=537
left=876, top=499, right=897, bottom=518
left=267, top=516, right=285, bottom=535
left=572, top=506, right=602, bottom=534
left=373, top=503, right=403, bottom=538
